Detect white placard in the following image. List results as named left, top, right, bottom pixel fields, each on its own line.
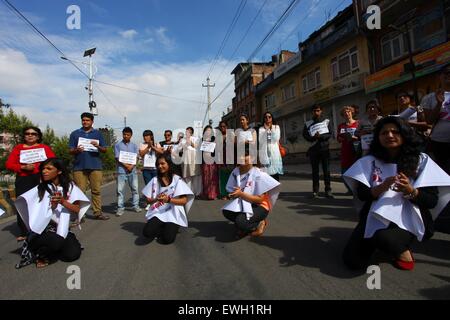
left=119, top=151, right=137, bottom=165
left=143, top=153, right=156, bottom=168
left=19, top=148, right=47, bottom=164
left=200, top=141, right=216, bottom=153
left=78, top=137, right=99, bottom=152
left=239, top=130, right=253, bottom=142
left=361, top=134, right=374, bottom=151
left=309, top=121, right=329, bottom=136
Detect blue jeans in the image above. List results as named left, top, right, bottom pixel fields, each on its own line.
left=117, top=172, right=139, bottom=209
left=142, top=168, right=157, bottom=186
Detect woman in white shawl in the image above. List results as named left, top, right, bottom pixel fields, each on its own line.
left=343, top=117, right=450, bottom=271
left=15, top=158, right=90, bottom=269
left=178, top=127, right=202, bottom=197
left=142, top=153, right=194, bottom=244
left=222, top=147, right=280, bottom=238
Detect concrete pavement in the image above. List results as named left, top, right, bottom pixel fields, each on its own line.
left=0, top=176, right=449, bottom=300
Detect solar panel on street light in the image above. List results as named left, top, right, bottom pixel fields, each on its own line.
left=83, top=47, right=96, bottom=57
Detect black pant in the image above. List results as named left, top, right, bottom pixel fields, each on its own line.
left=309, top=149, right=331, bottom=193
left=223, top=205, right=268, bottom=233
left=270, top=174, right=280, bottom=182
left=28, top=231, right=82, bottom=262
left=429, top=140, right=450, bottom=175
left=143, top=217, right=180, bottom=244
left=343, top=220, right=415, bottom=270
left=15, top=174, right=41, bottom=236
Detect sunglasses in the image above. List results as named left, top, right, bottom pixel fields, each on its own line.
left=25, top=132, right=38, bottom=136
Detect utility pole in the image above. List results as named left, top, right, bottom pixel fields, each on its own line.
left=124, top=117, right=127, bottom=128
left=83, top=48, right=97, bottom=115
left=202, top=77, right=215, bottom=126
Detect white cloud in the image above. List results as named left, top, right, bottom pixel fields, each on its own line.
left=0, top=49, right=235, bottom=141
left=119, top=29, right=138, bottom=39
left=145, top=27, right=176, bottom=51
left=0, top=9, right=234, bottom=142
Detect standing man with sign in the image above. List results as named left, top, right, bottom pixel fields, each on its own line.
left=69, top=112, right=109, bottom=220
left=114, top=127, right=141, bottom=216
left=6, top=126, right=56, bottom=240
left=302, top=104, right=334, bottom=199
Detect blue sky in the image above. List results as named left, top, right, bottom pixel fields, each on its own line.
left=0, top=0, right=352, bottom=140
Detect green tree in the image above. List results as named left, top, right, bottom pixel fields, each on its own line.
left=51, top=135, right=72, bottom=169
left=42, top=125, right=57, bottom=147
left=100, top=147, right=116, bottom=171
left=0, top=109, right=35, bottom=145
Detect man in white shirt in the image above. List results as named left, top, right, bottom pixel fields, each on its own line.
left=421, top=62, right=450, bottom=175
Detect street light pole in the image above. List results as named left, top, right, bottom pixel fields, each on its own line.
left=61, top=49, right=98, bottom=115
left=84, top=48, right=97, bottom=115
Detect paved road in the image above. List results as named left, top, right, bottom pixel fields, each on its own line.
left=1, top=176, right=449, bottom=300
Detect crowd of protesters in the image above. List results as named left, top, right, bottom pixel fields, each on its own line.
left=1, top=63, right=450, bottom=272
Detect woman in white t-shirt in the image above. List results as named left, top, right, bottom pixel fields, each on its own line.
left=235, top=114, right=257, bottom=166
left=258, top=112, right=283, bottom=181
left=142, top=153, right=194, bottom=244
left=139, top=130, right=163, bottom=186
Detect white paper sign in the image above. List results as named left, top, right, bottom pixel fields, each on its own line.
left=78, top=137, right=99, bottom=152
left=143, top=153, right=156, bottom=168
left=361, top=134, right=374, bottom=151
left=200, top=141, right=216, bottom=153
left=19, top=148, right=47, bottom=164
left=309, top=121, right=329, bottom=136
left=119, top=151, right=137, bottom=165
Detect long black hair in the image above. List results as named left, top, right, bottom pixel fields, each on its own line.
left=369, top=116, right=421, bottom=178
left=202, top=125, right=215, bottom=142
left=143, top=130, right=154, bottom=143
left=262, top=111, right=276, bottom=125
left=156, top=153, right=176, bottom=186
left=38, top=158, right=72, bottom=202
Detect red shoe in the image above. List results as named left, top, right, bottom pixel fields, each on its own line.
left=394, top=252, right=415, bottom=270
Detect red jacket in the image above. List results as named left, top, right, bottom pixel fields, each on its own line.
left=6, top=144, right=56, bottom=176
left=337, top=121, right=359, bottom=169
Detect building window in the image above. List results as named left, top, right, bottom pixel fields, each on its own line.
left=264, top=93, right=276, bottom=109
left=381, top=32, right=409, bottom=65
left=302, top=67, right=321, bottom=93
left=331, top=46, right=358, bottom=81
left=282, top=82, right=296, bottom=101
left=412, top=6, right=445, bottom=51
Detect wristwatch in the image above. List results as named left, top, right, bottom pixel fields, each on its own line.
left=403, top=189, right=417, bottom=200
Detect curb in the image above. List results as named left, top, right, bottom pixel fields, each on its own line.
left=283, top=171, right=343, bottom=182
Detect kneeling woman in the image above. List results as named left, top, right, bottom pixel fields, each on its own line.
left=343, top=117, right=450, bottom=271
left=222, top=149, right=280, bottom=238
left=15, top=158, right=90, bottom=268
left=142, top=154, right=194, bottom=244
